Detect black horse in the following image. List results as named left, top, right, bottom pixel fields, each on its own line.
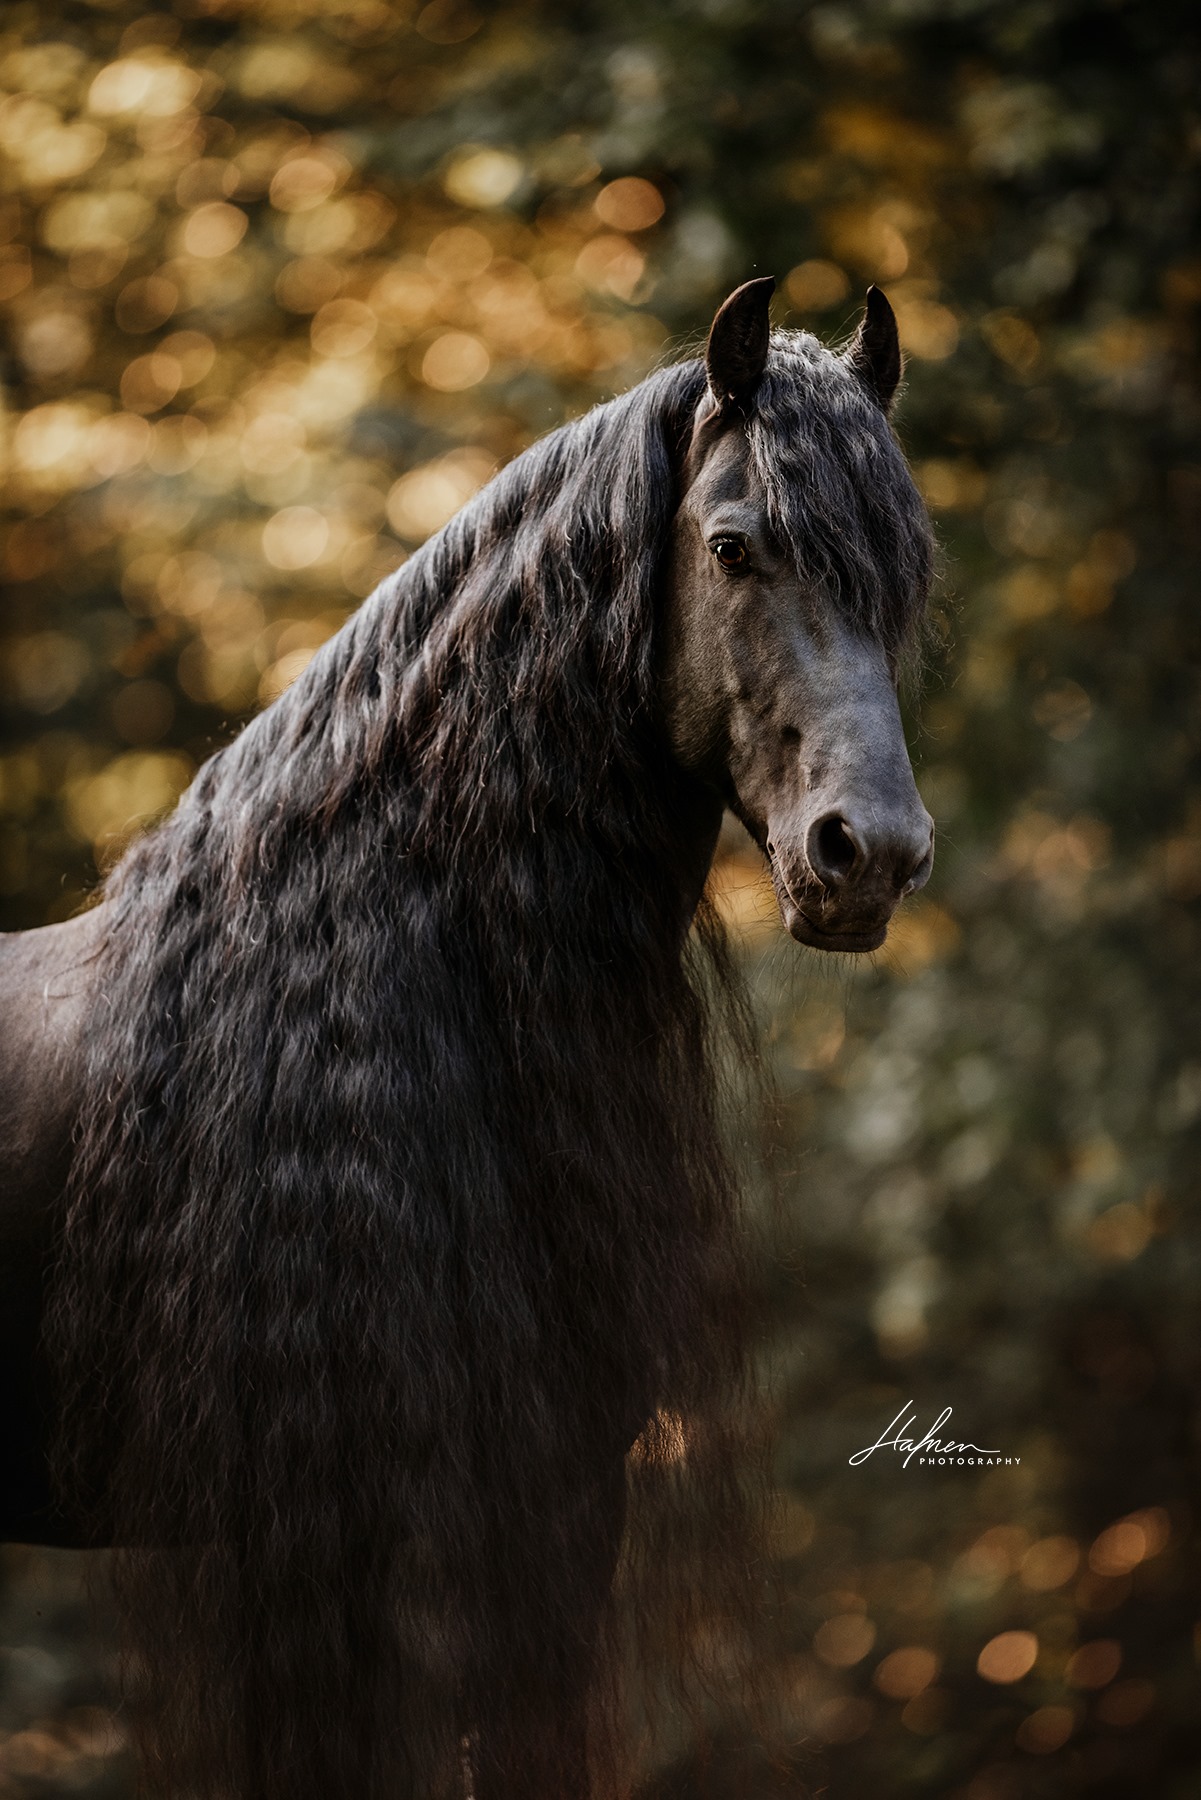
left=0, top=279, right=934, bottom=1800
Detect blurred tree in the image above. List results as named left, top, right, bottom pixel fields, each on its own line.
left=1, top=0, right=1199, bottom=1796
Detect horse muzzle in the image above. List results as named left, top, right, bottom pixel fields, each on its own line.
left=766, top=801, right=935, bottom=954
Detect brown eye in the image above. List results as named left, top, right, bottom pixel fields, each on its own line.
left=711, top=537, right=749, bottom=572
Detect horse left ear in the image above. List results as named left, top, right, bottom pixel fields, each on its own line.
left=844, top=285, right=902, bottom=412
left=706, top=276, right=775, bottom=411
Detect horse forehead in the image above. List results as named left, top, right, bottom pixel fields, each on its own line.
left=683, top=426, right=761, bottom=514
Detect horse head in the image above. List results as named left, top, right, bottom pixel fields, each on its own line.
left=662, top=277, right=935, bottom=952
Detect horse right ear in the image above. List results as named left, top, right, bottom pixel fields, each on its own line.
left=705, top=276, right=775, bottom=412
left=844, top=285, right=902, bottom=413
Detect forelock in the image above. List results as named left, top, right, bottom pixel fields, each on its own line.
left=745, top=329, right=935, bottom=656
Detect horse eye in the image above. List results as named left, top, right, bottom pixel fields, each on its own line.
left=711, top=537, right=749, bottom=572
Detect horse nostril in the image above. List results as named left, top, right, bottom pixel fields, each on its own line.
left=807, top=812, right=862, bottom=889
left=900, top=833, right=935, bottom=896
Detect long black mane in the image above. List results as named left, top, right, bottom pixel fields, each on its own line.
left=47, top=334, right=931, bottom=1800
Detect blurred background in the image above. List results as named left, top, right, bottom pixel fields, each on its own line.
left=0, top=0, right=1198, bottom=1795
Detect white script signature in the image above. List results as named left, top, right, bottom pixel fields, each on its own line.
left=849, top=1402, right=1018, bottom=1470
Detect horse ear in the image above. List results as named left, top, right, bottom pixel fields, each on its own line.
left=844, top=285, right=902, bottom=412
left=705, top=276, right=776, bottom=411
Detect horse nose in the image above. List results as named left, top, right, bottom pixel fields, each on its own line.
left=806, top=807, right=934, bottom=896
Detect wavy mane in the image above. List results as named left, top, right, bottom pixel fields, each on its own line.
left=46, top=335, right=930, bottom=1800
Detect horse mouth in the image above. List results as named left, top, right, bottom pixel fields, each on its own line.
left=785, top=908, right=889, bottom=954
left=762, top=843, right=893, bottom=953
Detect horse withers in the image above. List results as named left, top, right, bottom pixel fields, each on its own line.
left=0, top=279, right=934, bottom=1800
